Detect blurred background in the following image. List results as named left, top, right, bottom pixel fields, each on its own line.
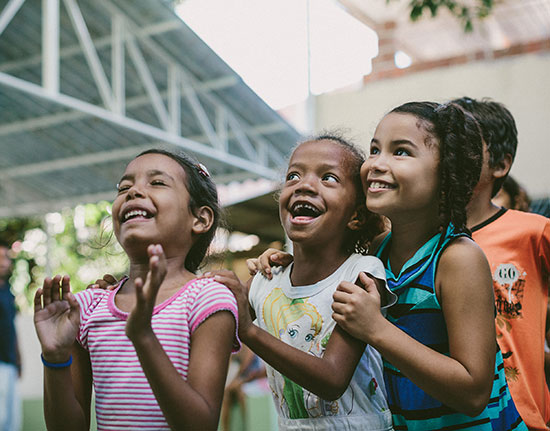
left=0, top=0, right=548, bottom=429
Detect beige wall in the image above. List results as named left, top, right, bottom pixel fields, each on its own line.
left=315, top=52, right=550, bottom=199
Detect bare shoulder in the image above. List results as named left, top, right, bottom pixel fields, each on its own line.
left=436, top=236, right=492, bottom=302
left=438, top=236, right=488, bottom=271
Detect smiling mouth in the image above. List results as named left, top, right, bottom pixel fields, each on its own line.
left=122, top=209, right=153, bottom=222
left=369, top=181, right=395, bottom=190
left=290, top=202, right=322, bottom=221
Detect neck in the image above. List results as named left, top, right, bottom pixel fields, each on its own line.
left=466, top=187, right=501, bottom=229
left=290, top=244, right=350, bottom=286
left=386, top=214, right=440, bottom=275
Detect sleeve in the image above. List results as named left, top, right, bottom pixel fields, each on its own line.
left=73, top=289, right=98, bottom=350
left=248, top=272, right=263, bottom=312
left=355, top=256, right=397, bottom=309
left=188, top=279, right=241, bottom=351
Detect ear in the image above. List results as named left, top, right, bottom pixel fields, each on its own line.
left=492, top=153, right=513, bottom=180
left=347, top=206, right=367, bottom=231
left=191, top=206, right=214, bottom=236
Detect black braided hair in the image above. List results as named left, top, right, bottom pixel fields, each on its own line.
left=390, top=102, right=483, bottom=232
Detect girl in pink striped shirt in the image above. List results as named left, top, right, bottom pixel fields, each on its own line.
left=33, top=149, right=239, bottom=430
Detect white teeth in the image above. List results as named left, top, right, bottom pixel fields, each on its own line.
left=124, top=209, right=148, bottom=220
left=291, top=203, right=321, bottom=216
left=294, top=203, right=316, bottom=212
left=370, top=182, right=392, bottom=190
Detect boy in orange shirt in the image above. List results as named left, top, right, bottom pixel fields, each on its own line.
left=454, top=97, right=550, bottom=430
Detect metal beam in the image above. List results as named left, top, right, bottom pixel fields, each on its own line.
left=0, top=72, right=279, bottom=179
left=112, top=13, right=125, bottom=115
left=63, top=0, right=114, bottom=110
left=0, top=19, right=181, bottom=72
left=0, top=144, right=158, bottom=179
left=168, top=66, right=181, bottom=135
left=0, top=0, right=25, bottom=36
left=101, top=0, right=274, bottom=167
left=42, top=0, right=59, bottom=94
left=181, top=71, right=223, bottom=149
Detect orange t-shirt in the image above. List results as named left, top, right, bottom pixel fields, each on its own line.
left=472, top=208, right=550, bottom=430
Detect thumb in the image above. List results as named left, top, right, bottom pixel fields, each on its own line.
left=358, top=272, right=379, bottom=297
left=135, top=277, right=146, bottom=306
left=67, top=293, right=81, bottom=326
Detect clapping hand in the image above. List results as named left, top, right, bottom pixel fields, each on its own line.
left=125, top=244, right=167, bottom=342
left=34, top=275, right=80, bottom=362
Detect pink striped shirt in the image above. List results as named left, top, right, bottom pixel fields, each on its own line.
left=75, top=277, right=239, bottom=430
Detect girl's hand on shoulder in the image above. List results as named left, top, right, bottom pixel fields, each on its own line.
left=86, top=274, right=118, bottom=290
left=126, top=244, right=167, bottom=343
left=246, top=248, right=293, bottom=279
left=34, top=275, right=80, bottom=362
left=331, top=272, right=385, bottom=343
left=203, top=270, right=254, bottom=339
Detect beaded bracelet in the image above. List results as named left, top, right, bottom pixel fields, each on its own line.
left=41, top=353, right=73, bottom=369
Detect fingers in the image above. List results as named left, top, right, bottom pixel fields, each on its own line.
left=61, top=275, right=71, bottom=301
left=34, top=287, right=43, bottom=312
left=67, top=292, right=81, bottom=326
left=134, top=277, right=145, bottom=307
left=358, top=272, right=380, bottom=298
left=271, top=252, right=294, bottom=268
left=336, top=280, right=360, bottom=294
left=87, top=274, right=119, bottom=290
left=148, top=244, right=167, bottom=286
left=213, top=273, right=242, bottom=291
left=258, top=252, right=275, bottom=278
left=103, top=274, right=118, bottom=285
left=246, top=258, right=261, bottom=276
left=42, top=277, right=52, bottom=306
left=51, top=275, right=62, bottom=302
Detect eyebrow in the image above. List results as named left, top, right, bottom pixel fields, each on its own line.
left=371, top=138, right=417, bottom=147
left=287, top=161, right=341, bottom=171
left=118, top=170, right=176, bottom=183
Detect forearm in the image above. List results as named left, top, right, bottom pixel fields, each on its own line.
left=132, top=331, right=219, bottom=430
left=43, top=367, right=88, bottom=431
left=242, top=324, right=360, bottom=400
left=368, top=319, right=492, bottom=416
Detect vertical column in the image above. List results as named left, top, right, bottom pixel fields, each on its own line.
left=371, top=20, right=397, bottom=75
left=112, top=14, right=125, bottom=115
left=42, top=0, right=59, bottom=94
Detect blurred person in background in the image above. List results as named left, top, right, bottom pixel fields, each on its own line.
left=0, top=240, right=22, bottom=431
left=492, top=175, right=531, bottom=212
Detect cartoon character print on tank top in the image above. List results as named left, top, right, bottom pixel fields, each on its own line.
left=261, top=287, right=341, bottom=418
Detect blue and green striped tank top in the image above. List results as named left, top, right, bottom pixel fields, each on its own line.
left=376, top=224, right=526, bottom=431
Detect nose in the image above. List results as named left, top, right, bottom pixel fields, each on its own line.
left=365, top=152, right=389, bottom=174
left=126, top=183, right=145, bottom=200
left=294, top=173, right=317, bottom=195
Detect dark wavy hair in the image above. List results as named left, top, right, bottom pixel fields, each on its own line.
left=390, top=102, right=483, bottom=232
left=136, top=149, right=222, bottom=272
left=452, top=97, right=517, bottom=197
left=287, top=132, right=385, bottom=254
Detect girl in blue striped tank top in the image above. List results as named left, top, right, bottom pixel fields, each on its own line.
left=332, top=102, right=526, bottom=431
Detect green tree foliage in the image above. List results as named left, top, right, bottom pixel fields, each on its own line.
left=1, top=202, right=128, bottom=311
left=389, top=0, right=494, bottom=31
